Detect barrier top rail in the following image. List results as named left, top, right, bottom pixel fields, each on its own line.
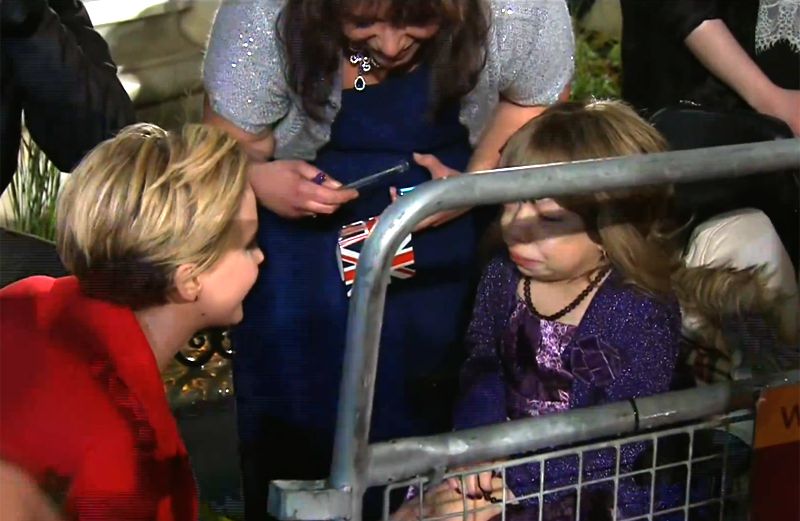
left=329, top=139, right=800, bottom=517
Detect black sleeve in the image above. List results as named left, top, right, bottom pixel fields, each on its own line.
left=622, top=0, right=722, bottom=43
left=661, top=0, right=721, bottom=42
left=2, top=0, right=135, bottom=172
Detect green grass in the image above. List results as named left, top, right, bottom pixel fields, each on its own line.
left=571, top=26, right=622, bottom=101
left=6, top=133, right=62, bottom=242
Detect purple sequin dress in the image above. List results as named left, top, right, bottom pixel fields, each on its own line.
left=502, top=301, right=575, bottom=419
left=453, top=256, right=683, bottom=520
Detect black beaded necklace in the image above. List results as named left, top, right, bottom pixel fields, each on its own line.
left=523, top=266, right=610, bottom=322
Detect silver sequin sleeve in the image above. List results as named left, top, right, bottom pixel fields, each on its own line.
left=203, top=0, right=288, bottom=136
left=494, top=0, right=575, bottom=105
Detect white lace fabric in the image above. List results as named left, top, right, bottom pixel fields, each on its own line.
left=756, top=0, right=800, bottom=53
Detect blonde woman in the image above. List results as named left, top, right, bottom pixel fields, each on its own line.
left=0, top=123, right=263, bottom=521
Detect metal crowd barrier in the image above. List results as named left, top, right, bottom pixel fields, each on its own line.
left=267, top=139, right=800, bottom=521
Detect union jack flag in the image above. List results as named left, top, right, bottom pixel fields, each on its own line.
left=337, top=217, right=415, bottom=296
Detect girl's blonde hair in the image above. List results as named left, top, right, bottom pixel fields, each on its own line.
left=57, top=123, right=249, bottom=309
left=500, top=100, right=677, bottom=295
left=500, top=100, right=793, bottom=365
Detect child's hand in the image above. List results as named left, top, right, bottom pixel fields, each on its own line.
left=447, top=469, right=496, bottom=500
left=391, top=475, right=512, bottom=521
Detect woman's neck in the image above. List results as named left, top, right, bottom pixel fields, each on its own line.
left=341, top=46, right=426, bottom=88
left=134, top=305, right=199, bottom=371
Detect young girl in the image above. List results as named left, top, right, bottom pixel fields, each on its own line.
left=457, top=100, right=683, bottom=424
left=399, top=100, right=794, bottom=521
left=0, top=123, right=264, bottom=521
left=394, top=100, right=686, bottom=521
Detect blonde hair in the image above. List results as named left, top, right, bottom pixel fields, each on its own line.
left=674, top=265, right=790, bottom=363
left=500, top=100, right=677, bottom=295
left=57, top=123, right=249, bottom=309
left=500, top=100, right=794, bottom=367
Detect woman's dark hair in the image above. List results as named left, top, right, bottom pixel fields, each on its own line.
left=277, top=0, right=490, bottom=120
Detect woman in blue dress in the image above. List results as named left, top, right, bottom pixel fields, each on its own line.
left=204, top=1, right=574, bottom=518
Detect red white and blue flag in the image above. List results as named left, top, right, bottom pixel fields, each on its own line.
left=337, top=217, right=415, bottom=296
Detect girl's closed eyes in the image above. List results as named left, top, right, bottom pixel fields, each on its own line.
left=537, top=212, right=564, bottom=223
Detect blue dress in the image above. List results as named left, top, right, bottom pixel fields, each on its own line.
left=234, top=65, right=479, bottom=518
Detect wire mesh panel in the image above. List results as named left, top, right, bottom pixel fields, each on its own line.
left=382, top=411, right=754, bottom=521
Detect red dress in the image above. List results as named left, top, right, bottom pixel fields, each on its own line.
left=0, top=276, right=197, bottom=520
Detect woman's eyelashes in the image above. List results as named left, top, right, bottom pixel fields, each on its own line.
left=345, top=15, right=379, bottom=29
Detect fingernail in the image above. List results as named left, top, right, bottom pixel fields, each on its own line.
left=313, top=172, right=327, bottom=185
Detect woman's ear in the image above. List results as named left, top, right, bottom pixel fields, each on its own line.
left=172, top=264, right=201, bottom=303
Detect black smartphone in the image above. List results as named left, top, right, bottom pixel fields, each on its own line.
left=343, top=160, right=410, bottom=191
